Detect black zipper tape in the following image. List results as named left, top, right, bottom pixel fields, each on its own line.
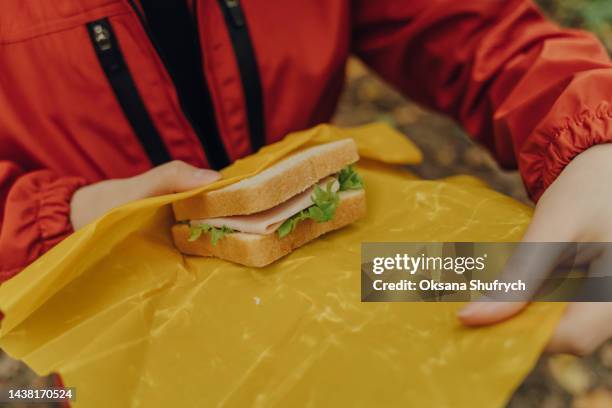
left=127, top=0, right=231, bottom=170
left=87, top=19, right=171, bottom=166
left=218, top=0, right=266, bottom=153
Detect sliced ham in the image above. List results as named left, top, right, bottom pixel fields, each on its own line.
left=191, top=178, right=340, bottom=235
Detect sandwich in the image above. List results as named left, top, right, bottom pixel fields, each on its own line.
left=171, top=139, right=366, bottom=267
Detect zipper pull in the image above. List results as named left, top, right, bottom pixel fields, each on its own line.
left=92, top=23, right=112, bottom=51
left=88, top=20, right=125, bottom=73
left=224, top=0, right=245, bottom=27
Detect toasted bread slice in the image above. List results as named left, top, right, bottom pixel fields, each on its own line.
left=172, top=190, right=366, bottom=267
left=172, top=139, right=358, bottom=221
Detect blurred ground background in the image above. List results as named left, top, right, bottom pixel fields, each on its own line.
left=1, top=0, right=612, bottom=407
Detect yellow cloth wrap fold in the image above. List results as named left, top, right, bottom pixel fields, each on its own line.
left=0, top=123, right=563, bottom=408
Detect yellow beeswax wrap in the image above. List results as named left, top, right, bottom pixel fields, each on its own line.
left=0, top=123, right=564, bottom=408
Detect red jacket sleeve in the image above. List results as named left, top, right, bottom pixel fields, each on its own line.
left=0, top=161, right=86, bottom=282
left=352, top=0, right=612, bottom=200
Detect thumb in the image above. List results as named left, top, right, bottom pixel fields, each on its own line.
left=457, top=239, right=563, bottom=326
left=456, top=240, right=563, bottom=326
left=457, top=181, right=572, bottom=326
left=458, top=300, right=526, bottom=326
left=134, top=160, right=221, bottom=197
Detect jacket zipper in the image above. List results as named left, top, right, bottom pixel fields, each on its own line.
left=87, top=19, right=171, bottom=166
left=126, top=0, right=231, bottom=170
left=218, top=0, right=266, bottom=153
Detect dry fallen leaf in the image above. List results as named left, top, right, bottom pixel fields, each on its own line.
left=435, top=144, right=457, bottom=166
left=599, top=342, right=612, bottom=369
left=572, top=388, right=612, bottom=408
left=393, top=105, right=425, bottom=125
left=357, top=80, right=383, bottom=102
left=346, top=58, right=369, bottom=80
left=548, top=354, right=594, bottom=396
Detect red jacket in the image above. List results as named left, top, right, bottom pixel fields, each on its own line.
left=1, top=0, right=612, bottom=281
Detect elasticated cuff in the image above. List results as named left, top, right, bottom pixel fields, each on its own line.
left=521, top=101, right=612, bottom=201
left=0, top=172, right=87, bottom=282
left=36, top=176, right=88, bottom=251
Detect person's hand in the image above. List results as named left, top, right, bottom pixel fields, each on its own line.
left=458, top=144, right=612, bottom=356
left=70, top=160, right=220, bottom=230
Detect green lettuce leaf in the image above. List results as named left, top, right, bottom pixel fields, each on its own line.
left=277, top=210, right=310, bottom=239
left=187, top=166, right=364, bottom=242
left=278, top=179, right=340, bottom=238
left=338, top=164, right=364, bottom=191
left=188, top=224, right=234, bottom=245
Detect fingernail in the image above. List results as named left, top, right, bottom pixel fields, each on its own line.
left=194, top=169, right=221, bottom=182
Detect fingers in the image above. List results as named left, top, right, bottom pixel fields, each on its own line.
left=132, top=160, right=221, bottom=197
left=546, top=302, right=612, bottom=356
left=70, top=161, right=220, bottom=230
left=457, top=193, right=574, bottom=325
left=457, top=242, right=567, bottom=325
left=458, top=301, right=526, bottom=326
